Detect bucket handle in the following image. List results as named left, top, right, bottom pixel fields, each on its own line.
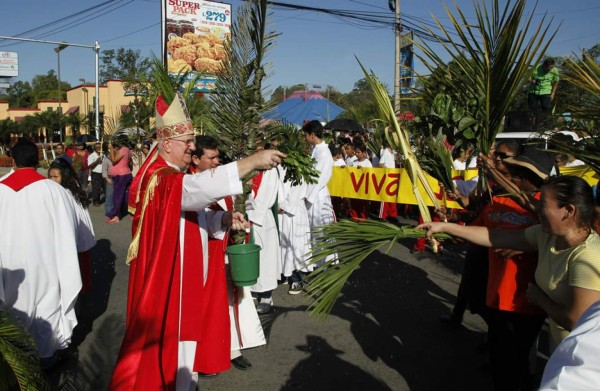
left=244, top=225, right=263, bottom=249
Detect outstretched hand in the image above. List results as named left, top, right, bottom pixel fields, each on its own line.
left=415, top=222, right=448, bottom=239
left=236, top=149, right=287, bottom=179
left=253, top=149, right=286, bottom=170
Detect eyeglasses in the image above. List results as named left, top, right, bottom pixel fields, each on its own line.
left=493, top=151, right=516, bottom=160
left=169, top=138, right=195, bottom=147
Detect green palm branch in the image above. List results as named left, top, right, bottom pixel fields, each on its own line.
left=263, top=121, right=319, bottom=186
left=412, top=0, right=557, bottom=189
left=0, top=310, right=50, bottom=391
left=418, top=131, right=455, bottom=192
left=304, top=220, right=450, bottom=320
left=543, top=54, right=600, bottom=173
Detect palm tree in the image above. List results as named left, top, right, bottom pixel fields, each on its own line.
left=413, top=0, right=557, bottom=188
left=206, top=0, right=278, bottom=242
left=545, top=53, right=600, bottom=173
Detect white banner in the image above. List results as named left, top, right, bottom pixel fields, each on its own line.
left=0, top=51, right=18, bottom=77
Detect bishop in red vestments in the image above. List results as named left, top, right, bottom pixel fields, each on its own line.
left=109, top=94, right=284, bottom=390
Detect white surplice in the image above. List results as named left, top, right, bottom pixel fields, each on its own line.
left=0, top=173, right=82, bottom=359
left=305, top=141, right=337, bottom=265
left=278, top=167, right=312, bottom=276
left=246, top=168, right=282, bottom=293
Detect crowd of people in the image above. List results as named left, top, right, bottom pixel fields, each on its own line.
left=3, top=80, right=600, bottom=389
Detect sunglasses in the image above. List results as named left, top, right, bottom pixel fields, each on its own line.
left=493, top=151, right=516, bottom=160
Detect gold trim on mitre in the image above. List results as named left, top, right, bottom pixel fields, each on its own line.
left=155, top=93, right=195, bottom=140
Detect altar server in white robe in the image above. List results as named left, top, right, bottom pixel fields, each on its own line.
left=302, top=120, right=337, bottom=266
left=0, top=140, right=82, bottom=365
left=246, top=165, right=282, bottom=314
left=278, top=166, right=312, bottom=295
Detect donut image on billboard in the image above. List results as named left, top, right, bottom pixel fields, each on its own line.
left=163, top=0, right=232, bottom=92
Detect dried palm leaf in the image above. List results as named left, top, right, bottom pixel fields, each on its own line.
left=358, top=58, right=440, bottom=222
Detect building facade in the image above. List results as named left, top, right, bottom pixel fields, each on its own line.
left=0, top=79, right=137, bottom=141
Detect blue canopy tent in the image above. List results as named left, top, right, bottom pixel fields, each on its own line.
left=263, top=90, right=345, bottom=126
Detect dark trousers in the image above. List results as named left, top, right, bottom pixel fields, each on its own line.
left=78, top=170, right=89, bottom=194
left=451, top=244, right=490, bottom=322
left=527, top=93, right=552, bottom=112
left=487, top=309, right=545, bottom=391
left=527, top=93, right=552, bottom=130
left=107, top=173, right=132, bottom=219
left=90, top=172, right=104, bottom=203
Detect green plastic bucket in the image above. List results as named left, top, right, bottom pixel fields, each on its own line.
left=227, top=243, right=261, bottom=287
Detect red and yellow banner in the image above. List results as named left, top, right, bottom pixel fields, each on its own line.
left=327, top=166, right=599, bottom=207
left=328, top=167, right=462, bottom=208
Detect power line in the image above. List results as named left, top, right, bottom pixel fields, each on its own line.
left=0, top=0, right=130, bottom=48
left=103, top=22, right=160, bottom=43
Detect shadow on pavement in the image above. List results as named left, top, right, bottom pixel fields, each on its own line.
left=281, top=335, right=393, bottom=391
left=45, top=238, right=118, bottom=389
left=270, top=250, right=492, bottom=391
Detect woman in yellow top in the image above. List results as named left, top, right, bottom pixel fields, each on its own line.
left=418, top=175, right=600, bottom=351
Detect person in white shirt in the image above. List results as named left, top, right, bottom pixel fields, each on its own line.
left=303, top=120, right=337, bottom=266
left=332, top=147, right=346, bottom=167
left=349, top=142, right=371, bottom=220
left=87, top=142, right=105, bottom=206
left=344, top=142, right=358, bottom=167
left=378, top=141, right=398, bottom=220
left=539, top=300, right=600, bottom=390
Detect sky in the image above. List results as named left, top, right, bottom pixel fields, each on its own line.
left=1, top=0, right=599, bottom=99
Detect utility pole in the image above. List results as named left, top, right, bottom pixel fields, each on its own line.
left=55, top=43, right=68, bottom=143
left=393, top=0, right=401, bottom=115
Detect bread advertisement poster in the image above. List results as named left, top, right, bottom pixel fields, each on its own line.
left=163, top=0, right=231, bottom=92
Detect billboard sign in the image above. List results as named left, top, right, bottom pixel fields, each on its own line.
left=163, top=0, right=232, bottom=93
left=0, top=51, right=18, bottom=77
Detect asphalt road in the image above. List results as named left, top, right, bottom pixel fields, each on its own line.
left=1, top=167, right=497, bottom=390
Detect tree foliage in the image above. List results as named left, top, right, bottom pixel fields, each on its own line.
left=100, top=48, right=152, bottom=84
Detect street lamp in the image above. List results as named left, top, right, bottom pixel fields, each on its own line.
left=55, top=43, right=68, bottom=142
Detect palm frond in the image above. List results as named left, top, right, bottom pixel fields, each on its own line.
left=304, top=220, right=450, bottom=320
left=418, top=132, right=455, bottom=191
left=561, top=54, right=600, bottom=128
left=208, top=0, right=278, bottom=160
left=0, top=310, right=50, bottom=390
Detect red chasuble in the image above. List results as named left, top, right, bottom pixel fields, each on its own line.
left=109, top=156, right=229, bottom=390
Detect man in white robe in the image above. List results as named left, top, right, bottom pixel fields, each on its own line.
left=0, top=140, right=82, bottom=365
left=278, top=166, right=312, bottom=294
left=246, top=165, right=282, bottom=314
left=303, top=120, right=337, bottom=267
